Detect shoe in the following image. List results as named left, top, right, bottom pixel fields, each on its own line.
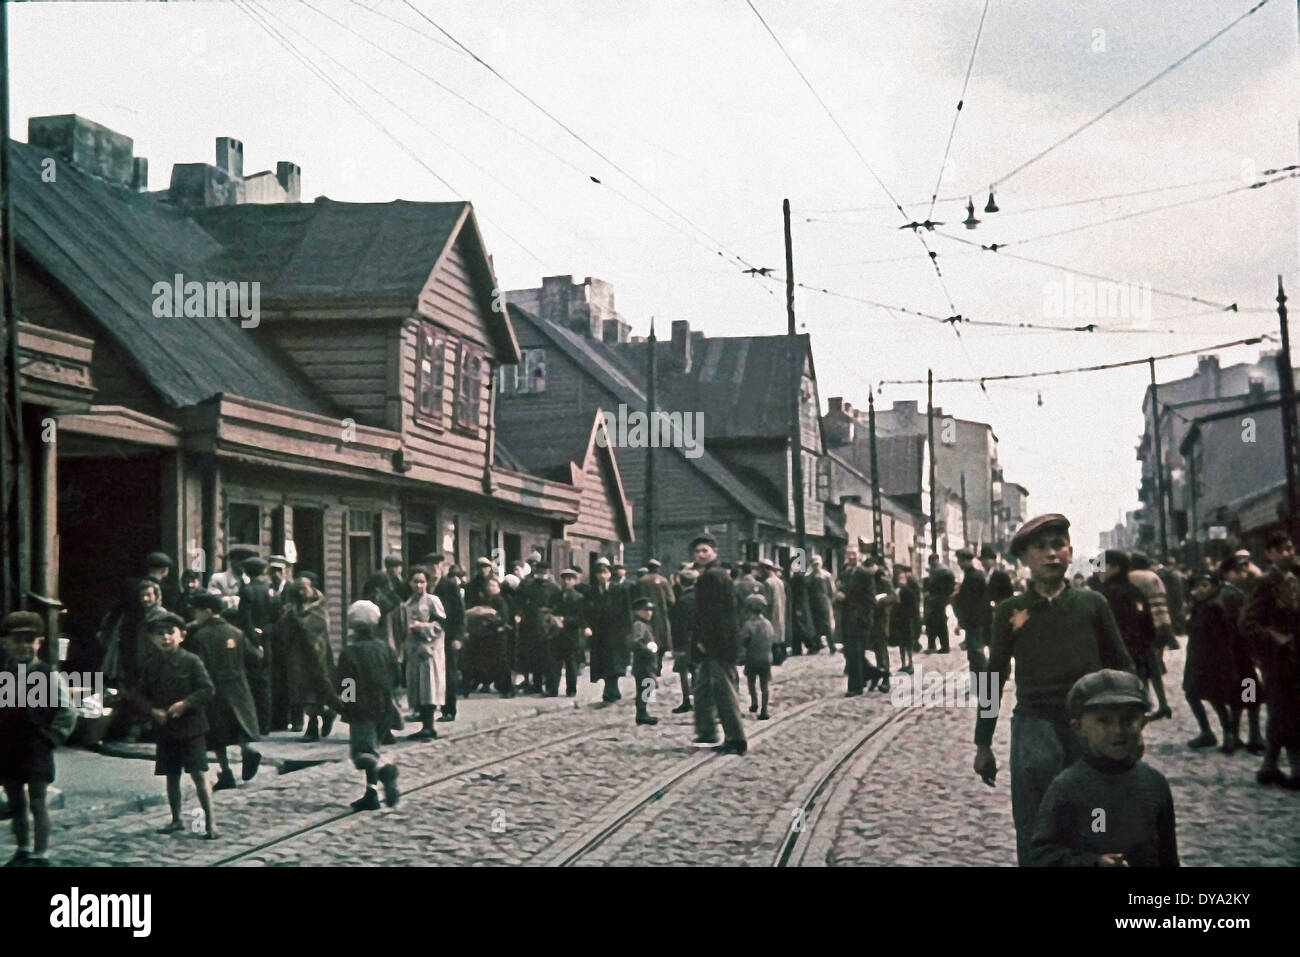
left=406, top=729, right=437, bottom=741
left=636, top=715, right=659, bottom=726
left=749, top=701, right=758, bottom=713
left=378, top=764, right=400, bottom=807
left=321, top=712, right=336, bottom=738
left=213, top=769, right=238, bottom=791
left=878, top=678, right=890, bottom=694
left=379, top=730, right=396, bottom=745
left=1187, top=732, right=1217, bottom=749
left=758, top=710, right=770, bottom=721
left=716, top=740, right=748, bottom=756
left=693, top=735, right=721, bottom=746
left=156, top=820, right=185, bottom=834
left=4, top=850, right=30, bottom=867
left=350, top=789, right=381, bottom=812
left=844, top=690, right=861, bottom=697
left=288, top=724, right=302, bottom=733
left=1219, top=738, right=1242, bottom=755
left=1257, top=767, right=1285, bottom=786
left=437, top=714, right=456, bottom=723
left=405, top=712, right=421, bottom=723
left=241, top=750, right=262, bottom=782
left=543, top=692, right=559, bottom=698
left=566, top=690, right=578, bottom=697
left=204, top=827, right=220, bottom=841
left=26, top=855, right=50, bottom=866
left=671, top=703, right=693, bottom=714
left=1149, top=707, right=1172, bottom=721
left=1246, top=740, right=1267, bottom=755
left=301, top=729, right=320, bottom=743
left=923, top=649, right=935, bottom=655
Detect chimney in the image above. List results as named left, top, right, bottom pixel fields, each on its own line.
left=216, top=137, right=244, bottom=179
left=1196, top=354, right=1221, bottom=397
left=28, top=114, right=133, bottom=187
left=671, top=320, right=692, bottom=373
left=1247, top=376, right=1266, bottom=401
left=131, top=156, right=148, bottom=192
left=823, top=396, right=855, bottom=446
left=275, top=161, right=301, bottom=202
left=540, top=276, right=574, bottom=331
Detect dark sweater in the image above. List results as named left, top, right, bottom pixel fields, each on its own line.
left=975, top=582, right=1133, bottom=746
left=335, top=630, right=399, bottom=724
left=1029, top=753, right=1178, bottom=867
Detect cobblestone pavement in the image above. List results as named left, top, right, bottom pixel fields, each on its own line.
left=45, top=644, right=1298, bottom=866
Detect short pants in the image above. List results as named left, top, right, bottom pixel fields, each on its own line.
left=155, top=735, right=209, bottom=776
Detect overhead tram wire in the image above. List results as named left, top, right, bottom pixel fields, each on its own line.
left=234, top=0, right=551, bottom=269
left=981, top=0, right=1274, bottom=194
left=876, top=332, right=1275, bottom=387
left=304, top=0, right=770, bottom=291
left=397, top=0, right=773, bottom=283
left=925, top=0, right=989, bottom=221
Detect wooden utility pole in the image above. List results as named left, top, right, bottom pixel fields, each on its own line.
left=645, top=316, right=658, bottom=561
left=868, top=388, right=884, bottom=560
left=927, top=368, right=938, bottom=558
left=1277, top=276, right=1300, bottom=542
left=1148, top=358, right=1169, bottom=560
left=784, top=199, right=807, bottom=557
left=0, top=0, right=25, bottom=613
left=960, top=471, right=968, bottom=546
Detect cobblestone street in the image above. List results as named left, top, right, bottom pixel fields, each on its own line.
left=45, top=645, right=1299, bottom=867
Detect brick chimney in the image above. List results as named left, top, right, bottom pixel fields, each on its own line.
left=216, top=137, right=243, bottom=179
left=275, top=161, right=301, bottom=203
left=823, top=396, right=855, bottom=446
left=131, top=157, right=148, bottom=192
left=1196, top=354, right=1222, bottom=397
left=28, top=114, right=133, bottom=187
left=1247, top=376, right=1266, bottom=401
left=670, top=320, right=692, bottom=372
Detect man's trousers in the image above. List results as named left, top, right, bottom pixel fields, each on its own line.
left=692, top=659, right=747, bottom=744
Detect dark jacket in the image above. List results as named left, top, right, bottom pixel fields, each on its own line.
left=1184, top=596, right=1243, bottom=705
left=587, top=580, right=633, bottom=680
left=838, top=563, right=876, bottom=642
left=925, top=564, right=956, bottom=603
left=1241, top=564, right=1300, bottom=744
left=696, top=561, right=740, bottom=663
left=464, top=573, right=493, bottom=611
left=129, top=648, right=215, bottom=741
left=953, top=565, right=990, bottom=630
left=183, top=616, right=261, bottom=742
left=238, top=578, right=280, bottom=652
left=630, top=618, right=658, bottom=678
left=434, top=576, right=466, bottom=640
left=1098, top=576, right=1156, bottom=665
left=335, top=628, right=399, bottom=725
left=987, top=566, right=1015, bottom=606
left=671, top=586, right=698, bottom=666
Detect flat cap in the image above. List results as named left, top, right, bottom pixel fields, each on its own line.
left=758, top=557, right=776, bottom=569
left=421, top=553, right=446, bottom=566
left=347, top=600, right=382, bottom=628
left=636, top=567, right=649, bottom=576
left=383, top=554, right=405, bottom=569
left=1066, top=669, right=1148, bottom=718
left=242, top=557, right=268, bottom=575
left=955, top=548, right=974, bottom=561
left=225, top=546, right=258, bottom=561
left=689, top=534, right=717, bottom=550
left=146, top=552, right=175, bottom=569
left=560, top=568, right=581, bottom=579
left=476, top=557, right=494, bottom=568
left=594, top=557, right=611, bottom=568
left=978, top=543, right=998, bottom=561
left=1, top=611, right=44, bottom=637
left=743, top=593, right=768, bottom=610
left=191, top=592, right=225, bottom=614
left=146, top=612, right=187, bottom=633
left=646, top=559, right=661, bottom=570
left=268, top=555, right=289, bottom=568
left=533, top=560, right=551, bottom=571
left=612, top=562, right=625, bottom=571
left=678, top=568, right=700, bottom=583
left=632, top=597, right=655, bottom=611
left=1009, top=513, right=1070, bottom=556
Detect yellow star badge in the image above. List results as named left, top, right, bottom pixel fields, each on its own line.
left=226, top=637, right=237, bottom=649
left=1010, top=608, right=1030, bottom=632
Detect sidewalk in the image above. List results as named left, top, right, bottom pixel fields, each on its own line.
left=20, top=666, right=683, bottom=826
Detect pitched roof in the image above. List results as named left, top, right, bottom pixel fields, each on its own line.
left=11, top=140, right=335, bottom=413
left=195, top=199, right=518, bottom=360
left=609, top=335, right=807, bottom=440
left=506, top=303, right=787, bottom=526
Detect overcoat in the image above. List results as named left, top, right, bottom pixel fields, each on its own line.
left=184, top=616, right=262, bottom=746
left=587, top=580, right=632, bottom=680
left=280, top=595, right=335, bottom=711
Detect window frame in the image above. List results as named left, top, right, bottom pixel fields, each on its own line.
left=414, top=322, right=447, bottom=429
left=453, top=341, right=486, bottom=435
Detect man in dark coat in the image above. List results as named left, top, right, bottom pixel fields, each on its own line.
left=981, top=544, right=1015, bottom=608
left=519, top=561, right=562, bottom=694
left=184, top=593, right=262, bottom=790
left=867, top=557, right=896, bottom=691
left=464, top=557, right=495, bottom=610
left=923, top=554, right=956, bottom=654
left=691, top=536, right=747, bottom=754
left=835, top=545, right=878, bottom=696
left=587, top=558, right=632, bottom=702
left=550, top=569, right=587, bottom=697
left=1219, top=556, right=1266, bottom=754
left=145, top=552, right=182, bottom=614
left=787, top=567, right=816, bottom=655
left=636, top=558, right=676, bottom=663
left=1240, top=531, right=1300, bottom=788
left=434, top=565, right=467, bottom=721
left=279, top=573, right=336, bottom=742
left=954, top=549, right=991, bottom=681
left=363, top=554, right=410, bottom=668
left=670, top=568, right=699, bottom=712
left=1098, top=550, right=1157, bottom=693
left=238, top=557, right=280, bottom=734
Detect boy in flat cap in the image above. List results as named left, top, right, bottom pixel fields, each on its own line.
left=739, top=593, right=778, bottom=719
left=335, top=601, right=401, bottom=811
left=1, top=612, right=77, bottom=866
left=630, top=598, right=660, bottom=725
left=973, top=514, right=1134, bottom=865
left=690, top=535, right=747, bottom=754
left=549, top=569, right=586, bottom=698
left=1028, top=669, right=1178, bottom=867
left=126, top=613, right=218, bottom=838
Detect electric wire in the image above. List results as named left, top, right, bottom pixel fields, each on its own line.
left=926, top=0, right=989, bottom=220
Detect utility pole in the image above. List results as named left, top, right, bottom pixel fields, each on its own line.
left=927, top=368, right=938, bottom=558
left=960, top=471, right=968, bottom=546
left=1148, top=358, right=1169, bottom=561
left=1277, top=276, right=1300, bottom=543
left=645, top=316, right=658, bottom=562
left=784, top=199, right=807, bottom=559
left=868, top=388, right=884, bottom=560
left=0, top=0, right=25, bottom=614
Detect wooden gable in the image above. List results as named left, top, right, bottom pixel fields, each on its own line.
left=568, top=411, right=634, bottom=544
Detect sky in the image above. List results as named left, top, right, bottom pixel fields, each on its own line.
left=10, top=0, right=1300, bottom=556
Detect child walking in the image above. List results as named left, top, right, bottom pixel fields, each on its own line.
left=335, top=601, right=401, bottom=811
left=0, top=612, right=77, bottom=866
left=630, top=598, right=660, bottom=726
left=128, top=613, right=219, bottom=839
left=1184, top=572, right=1242, bottom=752
left=1029, top=669, right=1178, bottom=867
left=739, top=593, right=777, bottom=720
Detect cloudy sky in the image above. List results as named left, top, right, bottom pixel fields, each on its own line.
left=11, top=0, right=1299, bottom=555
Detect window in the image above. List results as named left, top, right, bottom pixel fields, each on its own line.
left=227, top=502, right=260, bottom=549
left=416, top=324, right=446, bottom=425
left=454, top=343, right=485, bottom=432
left=499, top=349, right=547, bottom=396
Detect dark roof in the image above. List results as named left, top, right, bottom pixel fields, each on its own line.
left=194, top=199, right=465, bottom=302
left=609, top=335, right=806, bottom=440
left=11, top=140, right=335, bottom=413
left=506, top=303, right=786, bottom=526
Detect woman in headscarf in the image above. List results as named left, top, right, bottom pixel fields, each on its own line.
left=399, top=567, right=446, bottom=741
left=279, top=572, right=336, bottom=742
